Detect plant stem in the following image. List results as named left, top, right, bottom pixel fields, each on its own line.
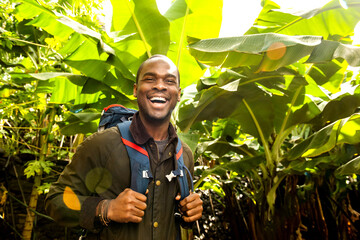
left=6, top=192, right=53, bottom=221
left=242, top=99, right=273, bottom=175
left=22, top=107, right=56, bottom=239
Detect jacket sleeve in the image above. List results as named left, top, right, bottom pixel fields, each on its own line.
left=45, top=129, right=115, bottom=232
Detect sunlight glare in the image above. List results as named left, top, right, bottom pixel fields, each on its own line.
left=274, top=0, right=332, bottom=11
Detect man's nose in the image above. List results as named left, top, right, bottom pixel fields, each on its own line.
left=153, top=79, right=167, bottom=90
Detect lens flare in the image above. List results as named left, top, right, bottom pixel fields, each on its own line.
left=63, top=186, right=81, bottom=211
left=85, top=168, right=112, bottom=194
left=266, top=42, right=287, bottom=60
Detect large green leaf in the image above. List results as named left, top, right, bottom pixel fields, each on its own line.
left=307, top=59, right=347, bottom=94
left=58, top=111, right=101, bottom=135
left=177, top=79, right=242, bottom=132
left=15, top=0, right=111, bottom=48
left=307, top=40, right=360, bottom=67
left=310, top=87, right=360, bottom=129
left=177, top=132, right=200, bottom=153
left=59, top=33, right=136, bottom=100
left=111, top=0, right=170, bottom=56
left=178, top=67, right=324, bottom=137
left=247, top=0, right=360, bottom=39
left=196, top=138, right=256, bottom=158
left=59, top=33, right=113, bottom=82
left=14, top=0, right=73, bottom=41
left=16, top=72, right=135, bottom=107
left=188, top=33, right=322, bottom=71
left=165, top=0, right=222, bottom=88
left=288, top=114, right=360, bottom=160
left=199, top=154, right=264, bottom=178
left=178, top=78, right=277, bottom=141
left=9, top=72, right=84, bottom=103
left=335, top=156, right=360, bottom=176
left=283, top=155, right=341, bottom=175
left=13, top=1, right=134, bottom=109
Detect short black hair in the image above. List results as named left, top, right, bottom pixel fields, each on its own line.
left=135, top=54, right=180, bottom=85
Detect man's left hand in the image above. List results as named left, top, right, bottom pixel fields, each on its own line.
left=175, top=192, right=203, bottom=222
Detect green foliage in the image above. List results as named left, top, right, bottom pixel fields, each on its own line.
left=24, top=160, right=55, bottom=178
left=2, top=0, right=360, bottom=238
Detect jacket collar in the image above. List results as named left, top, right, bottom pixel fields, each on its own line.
left=129, top=112, right=178, bottom=145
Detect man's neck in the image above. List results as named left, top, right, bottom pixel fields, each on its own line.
left=139, top=114, right=170, bottom=141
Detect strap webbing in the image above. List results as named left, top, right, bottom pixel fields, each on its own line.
left=121, top=137, right=149, bottom=157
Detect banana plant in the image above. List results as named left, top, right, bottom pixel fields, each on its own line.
left=10, top=0, right=224, bottom=135
left=4, top=0, right=360, bottom=238
left=176, top=0, right=360, bottom=238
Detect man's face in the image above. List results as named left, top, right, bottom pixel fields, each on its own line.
left=134, top=57, right=181, bottom=124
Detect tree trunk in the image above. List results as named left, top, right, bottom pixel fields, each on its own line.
left=22, top=175, right=41, bottom=240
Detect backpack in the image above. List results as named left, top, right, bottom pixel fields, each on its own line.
left=98, top=104, right=137, bottom=131
left=98, top=104, right=193, bottom=200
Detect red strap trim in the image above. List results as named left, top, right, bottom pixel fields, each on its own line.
left=104, top=104, right=126, bottom=112
left=121, top=137, right=149, bottom=157
left=176, top=146, right=183, bottom=161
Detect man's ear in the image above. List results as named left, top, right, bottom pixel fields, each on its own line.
left=133, top=84, right=137, bottom=97
left=177, top=88, right=181, bottom=102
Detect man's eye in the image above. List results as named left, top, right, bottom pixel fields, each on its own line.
left=166, top=79, right=176, bottom=84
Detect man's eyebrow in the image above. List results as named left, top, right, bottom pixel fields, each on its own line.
left=142, top=72, right=156, bottom=78
left=142, top=72, right=177, bottom=79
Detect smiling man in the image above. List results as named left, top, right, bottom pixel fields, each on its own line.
left=45, top=55, right=203, bottom=239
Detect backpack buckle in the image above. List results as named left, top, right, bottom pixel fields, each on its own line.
left=166, top=170, right=184, bottom=182
left=166, top=171, right=177, bottom=182
left=142, top=170, right=150, bottom=178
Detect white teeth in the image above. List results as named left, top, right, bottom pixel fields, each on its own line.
left=150, top=97, right=166, bottom=103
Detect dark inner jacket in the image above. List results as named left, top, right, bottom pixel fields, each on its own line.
left=45, top=112, right=194, bottom=240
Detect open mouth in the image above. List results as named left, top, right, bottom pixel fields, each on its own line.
left=149, top=96, right=167, bottom=104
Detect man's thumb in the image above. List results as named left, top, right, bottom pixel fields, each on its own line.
left=175, top=193, right=181, bottom=201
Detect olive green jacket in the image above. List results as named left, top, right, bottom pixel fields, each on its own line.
left=45, top=113, right=194, bottom=240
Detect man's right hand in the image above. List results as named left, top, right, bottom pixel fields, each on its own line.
left=107, top=188, right=147, bottom=223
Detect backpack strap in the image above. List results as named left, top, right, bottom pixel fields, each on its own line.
left=177, top=140, right=194, bottom=199
left=166, top=140, right=194, bottom=199
left=117, top=121, right=152, bottom=194
left=118, top=121, right=193, bottom=200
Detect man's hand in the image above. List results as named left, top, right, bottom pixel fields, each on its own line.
left=107, top=188, right=147, bottom=223
left=175, top=192, right=203, bottom=222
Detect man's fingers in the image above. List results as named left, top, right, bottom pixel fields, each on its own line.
left=109, top=188, right=148, bottom=223
left=134, top=192, right=147, bottom=202
left=175, top=193, right=181, bottom=201
left=184, top=204, right=203, bottom=216
left=178, top=192, right=203, bottom=222
left=131, top=206, right=146, bottom=217
left=182, top=212, right=202, bottom=222
left=127, top=214, right=144, bottom=223
left=179, top=193, right=200, bottom=207
left=180, top=198, right=203, bottom=213
left=134, top=200, right=147, bottom=211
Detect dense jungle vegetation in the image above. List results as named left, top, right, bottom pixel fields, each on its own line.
left=1, top=0, right=360, bottom=239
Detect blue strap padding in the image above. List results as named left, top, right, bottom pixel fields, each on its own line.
left=175, top=140, right=194, bottom=199
left=118, top=121, right=152, bottom=194
left=118, top=122, right=192, bottom=200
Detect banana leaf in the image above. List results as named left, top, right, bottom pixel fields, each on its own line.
left=335, top=156, right=360, bottom=176
left=247, top=0, right=360, bottom=39
left=188, top=33, right=322, bottom=71
left=288, top=113, right=360, bottom=160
